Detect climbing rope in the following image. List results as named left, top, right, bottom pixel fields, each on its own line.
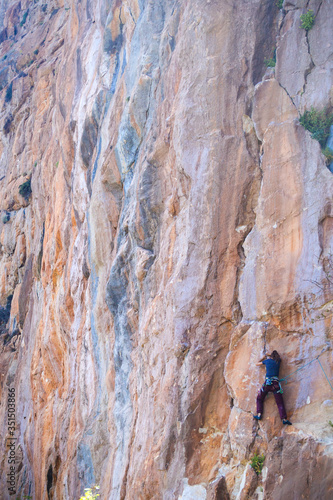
left=317, top=358, right=333, bottom=392
left=279, top=348, right=333, bottom=392
left=279, top=356, right=320, bottom=382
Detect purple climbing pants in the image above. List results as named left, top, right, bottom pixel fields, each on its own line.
left=256, top=380, right=287, bottom=420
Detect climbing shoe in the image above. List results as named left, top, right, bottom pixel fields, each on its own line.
left=282, top=419, right=292, bottom=425
left=253, top=415, right=262, bottom=420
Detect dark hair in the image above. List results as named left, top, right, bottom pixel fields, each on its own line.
left=270, top=350, right=281, bottom=363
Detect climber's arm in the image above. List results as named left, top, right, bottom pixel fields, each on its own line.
left=256, top=355, right=267, bottom=367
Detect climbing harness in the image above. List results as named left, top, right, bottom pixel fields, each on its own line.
left=265, top=376, right=284, bottom=394
left=279, top=348, right=333, bottom=392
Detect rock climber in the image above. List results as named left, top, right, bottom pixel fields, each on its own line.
left=253, top=350, right=292, bottom=425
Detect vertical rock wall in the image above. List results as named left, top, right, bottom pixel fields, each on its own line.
left=0, top=0, right=332, bottom=499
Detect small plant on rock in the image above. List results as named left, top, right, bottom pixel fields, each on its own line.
left=277, top=0, right=283, bottom=9
left=299, top=107, right=333, bottom=148
left=79, top=485, right=100, bottom=500
left=250, top=453, right=265, bottom=475
left=322, top=147, right=333, bottom=165
left=300, top=10, right=315, bottom=31
left=264, top=48, right=276, bottom=68
left=19, top=179, right=32, bottom=200
left=329, top=420, right=333, bottom=428
left=264, top=57, right=276, bottom=68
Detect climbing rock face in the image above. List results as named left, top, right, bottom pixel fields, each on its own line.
left=0, top=0, right=332, bottom=499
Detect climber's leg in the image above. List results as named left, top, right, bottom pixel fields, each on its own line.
left=256, top=383, right=269, bottom=416
left=273, top=390, right=288, bottom=420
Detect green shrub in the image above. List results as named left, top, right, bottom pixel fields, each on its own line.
left=322, top=147, right=333, bottom=164
left=299, top=107, right=333, bottom=148
left=329, top=420, right=333, bottom=428
left=250, top=453, right=265, bottom=475
left=79, top=486, right=100, bottom=500
left=19, top=179, right=32, bottom=200
left=264, top=48, right=276, bottom=68
left=277, top=0, right=283, bottom=8
left=300, top=10, right=315, bottom=31
left=264, top=57, right=276, bottom=68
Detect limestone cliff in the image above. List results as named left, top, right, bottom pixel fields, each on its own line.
left=0, top=0, right=332, bottom=498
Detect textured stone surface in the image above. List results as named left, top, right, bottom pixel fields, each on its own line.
left=0, top=0, right=332, bottom=499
